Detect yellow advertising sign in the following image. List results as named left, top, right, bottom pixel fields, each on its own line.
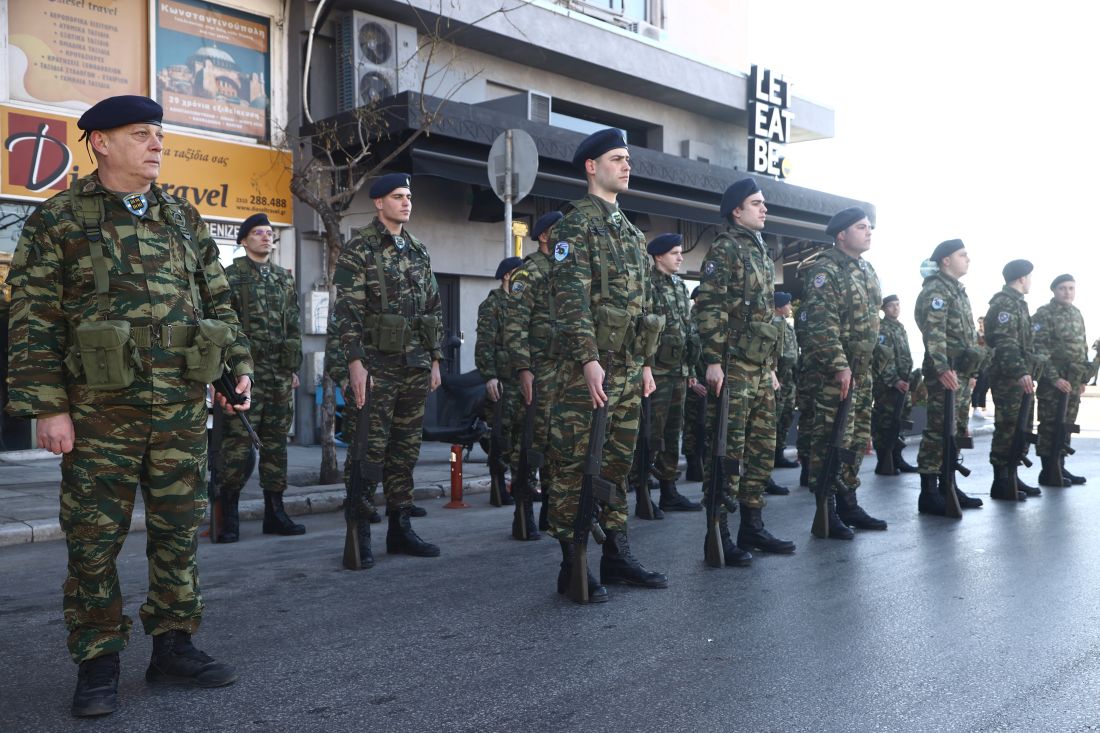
left=0, top=104, right=292, bottom=225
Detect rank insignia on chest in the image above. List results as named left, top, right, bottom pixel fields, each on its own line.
left=671, top=274, right=681, bottom=284
left=998, top=311, right=1010, bottom=324
left=123, top=193, right=148, bottom=218
left=393, top=236, right=406, bottom=250
left=931, top=297, right=944, bottom=310
left=813, top=273, right=827, bottom=288
left=858, top=259, right=868, bottom=271
left=554, top=242, right=570, bottom=262
left=608, top=211, right=622, bottom=228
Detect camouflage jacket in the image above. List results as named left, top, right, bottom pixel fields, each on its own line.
left=475, top=288, right=510, bottom=381
left=914, top=271, right=977, bottom=378
left=799, top=247, right=881, bottom=377
left=5, top=172, right=251, bottom=414
left=650, top=266, right=693, bottom=378
left=873, top=317, right=913, bottom=391
left=984, top=286, right=1033, bottom=380
left=775, top=315, right=797, bottom=381
left=226, top=256, right=302, bottom=373
left=505, top=250, right=555, bottom=374
left=1032, top=299, right=1087, bottom=384
left=696, top=224, right=776, bottom=369
left=331, top=218, right=443, bottom=371
left=551, top=195, right=655, bottom=367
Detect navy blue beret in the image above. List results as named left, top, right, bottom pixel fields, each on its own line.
left=77, top=95, right=162, bottom=137
left=647, top=233, right=682, bottom=256
left=237, top=213, right=271, bottom=243
left=825, top=206, right=868, bottom=237
left=1002, top=259, right=1033, bottom=283
left=572, top=128, right=627, bottom=170
left=719, top=177, right=762, bottom=221
left=774, top=291, right=792, bottom=308
left=369, top=173, right=411, bottom=199
left=930, top=239, right=964, bottom=262
left=1050, top=273, right=1074, bottom=290
left=495, top=256, right=523, bottom=280
left=881, top=294, right=899, bottom=309
left=531, top=211, right=563, bottom=241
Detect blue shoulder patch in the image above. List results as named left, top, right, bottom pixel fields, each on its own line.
left=553, top=241, right=570, bottom=262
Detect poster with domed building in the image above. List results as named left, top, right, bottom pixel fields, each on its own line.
left=156, top=0, right=270, bottom=141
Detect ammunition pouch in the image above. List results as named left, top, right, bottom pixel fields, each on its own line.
left=73, top=320, right=139, bottom=389
left=655, top=330, right=685, bottom=368
left=951, top=346, right=989, bottom=378
left=732, top=320, right=779, bottom=366
left=1031, top=354, right=1049, bottom=381
left=415, top=314, right=442, bottom=352
left=637, top=314, right=665, bottom=360
left=372, top=313, right=409, bottom=354
left=594, top=305, right=632, bottom=353
left=182, top=319, right=235, bottom=384
left=684, top=333, right=702, bottom=368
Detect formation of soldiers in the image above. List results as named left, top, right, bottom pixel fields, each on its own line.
left=5, top=95, right=1095, bottom=718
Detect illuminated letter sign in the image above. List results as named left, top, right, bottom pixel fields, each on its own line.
left=747, top=65, right=793, bottom=179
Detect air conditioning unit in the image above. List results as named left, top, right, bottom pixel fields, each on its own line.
left=625, top=20, right=665, bottom=41
left=527, top=91, right=552, bottom=125
left=476, top=91, right=552, bottom=125
left=336, top=11, right=419, bottom=113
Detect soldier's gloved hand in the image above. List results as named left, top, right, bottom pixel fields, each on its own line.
left=583, top=360, right=607, bottom=408
left=518, top=370, right=535, bottom=406
left=705, top=363, right=724, bottom=396
left=1055, top=378, right=1073, bottom=395
left=37, top=412, right=75, bottom=455
left=1018, top=374, right=1035, bottom=394
left=937, top=369, right=960, bottom=391
left=836, top=368, right=853, bottom=400
left=642, top=366, right=656, bottom=397
left=486, top=378, right=501, bottom=402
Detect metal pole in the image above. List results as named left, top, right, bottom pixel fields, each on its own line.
left=504, top=130, right=514, bottom=260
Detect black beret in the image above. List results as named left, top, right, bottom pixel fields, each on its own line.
left=647, top=233, right=682, bottom=256
left=495, top=256, right=523, bottom=280
left=881, top=294, right=899, bottom=309
left=237, top=213, right=271, bottom=243
left=825, top=206, right=868, bottom=238
left=774, top=291, right=792, bottom=308
left=77, top=95, right=162, bottom=137
left=572, top=128, right=628, bottom=170
left=1002, top=259, right=1033, bottom=283
left=369, top=173, right=411, bottom=199
left=1050, top=273, right=1074, bottom=290
left=930, top=239, right=965, bottom=263
left=690, top=287, right=700, bottom=299
left=719, top=177, right=762, bottom=221
left=531, top=211, right=563, bottom=241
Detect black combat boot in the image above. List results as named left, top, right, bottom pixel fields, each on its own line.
left=765, top=477, right=790, bottom=495
left=356, top=511, right=375, bottom=568
left=557, top=540, right=608, bottom=602
left=386, top=507, right=441, bottom=556
left=685, top=454, right=704, bottom=482
left=820, top=494, right=855, bottom=540
left=216, top=490, right=240, bottom=543
left=519, top=501, right=541, bottom=541
left=799, top=457, right=811, bottom=488
left=368, top=505, right=382, bottom=523
left=1062, top=457, right=1087, bottom=485
left=538, top=497, right=550, bottom=531
left=600, top=529, right=668, bottom=588
left=716, top=512, right=753, bottom=566
left=262, top=491, right=306, bottom=535
left=990, top=465, right=1025, bottom=502
left=874, top=448, right=899, bottom=476
left=737, top=505, right=796, bottom=554
left=1015, top=470, right=1042, bottom=497
left=894, top=443, right=919, bottom=473
left=918, top=474, right=947, bottom=516
left=836, top=491, right=887, bottom=531
left=1038, top=456, right=1070, bottom=487
left=954, top=483, right=983, bottom=509
left=409, top=505, right=428, bottom=517
left=774, top=447, right=799, bottom=469
left=71, top=652, right=119, bottom=717
left=659, top=479, right=703, bottom=511
left=145, top=631, right=237, bottom=688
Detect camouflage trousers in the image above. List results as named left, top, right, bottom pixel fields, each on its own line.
left=701, top=357, right=775, bottom=512
left=60, top=400, right=207, bottom=663
left=795, top=369, right=815, bottom=458
left=1036, top=381, right=1081, bottom=457
left=916, top=380, right=970, bottom=474
left=485, top=378, right=517, bottom=480
left=546, top=357, right=642, bottom=541
left=681, top=381, right=706, bottom=457
left=870, top=386, right=912, bottom=453
left=221, top=363, right=294, bottom=494
left=989, top=374, right=1032, bottom=467
left=631, top=373, right=686, bottom=484
left=806, top=369, right=872, bottom=490
left=775, top=370, right=796, bottom=451
left=342, top=363, right=430, bottom=509
left=509, top=365, right=559, bottom=497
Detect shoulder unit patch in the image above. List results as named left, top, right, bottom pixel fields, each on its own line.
left=930, top=297, right=944, bottom=310
left=553, top=242, right=570, bottom=262
left=997, top=311, right=1010, bottom=324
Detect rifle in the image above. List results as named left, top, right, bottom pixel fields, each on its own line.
left=811, top=369, right=860, bottom=539
left=213, top=368, right=262, bottom=450
left=703, top=373, right=739, bottom=567
left=878, top=382, right=915, bottom=476
left=939, top=381, right=969, bottom=518
left=1051, top=389, right=1079, bottom=486
left=634, top=396, right=658, bottom=520
left=569, top=362, right=615, bottom=603
left=1008, top=361, right=1044, bottom=476
left=512, top=382, right=543, bottom=540
left=488, top=386, right=508, bottom=507
left=207, top=396, right=223, bottom=543
left=343, top=382, right=383, bottom=570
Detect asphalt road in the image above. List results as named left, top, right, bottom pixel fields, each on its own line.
left=4, top=436, right=1100, bottom=732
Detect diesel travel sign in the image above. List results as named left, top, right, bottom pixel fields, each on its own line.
left=747, top=65, right=793, bottom=179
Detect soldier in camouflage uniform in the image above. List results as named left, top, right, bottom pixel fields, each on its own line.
left=1033, top=274, right=1090, bottom=486
left=768, top=291, right=797, bottom=496
left=914, top=239, right=985, bottom=514
left=871, top=294, right=917, bottom=476
left=985, top=259, right=1042, bottom=500
left=546, top=128, right=668, bottom=602
left=5, top=97, right=246, bottom=716
left=331, top=173, right=444, bottom=565
left=629, top=233, right=702, bottom=512
left=681, top=287, right=708, bottom=482
left=505, top=211, right=565, bottom=536
left=476, top=256, right=524, bottom=507
left=218, top=213, right=304, bottom=541
left=696, top=177, right=794, bottom=562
